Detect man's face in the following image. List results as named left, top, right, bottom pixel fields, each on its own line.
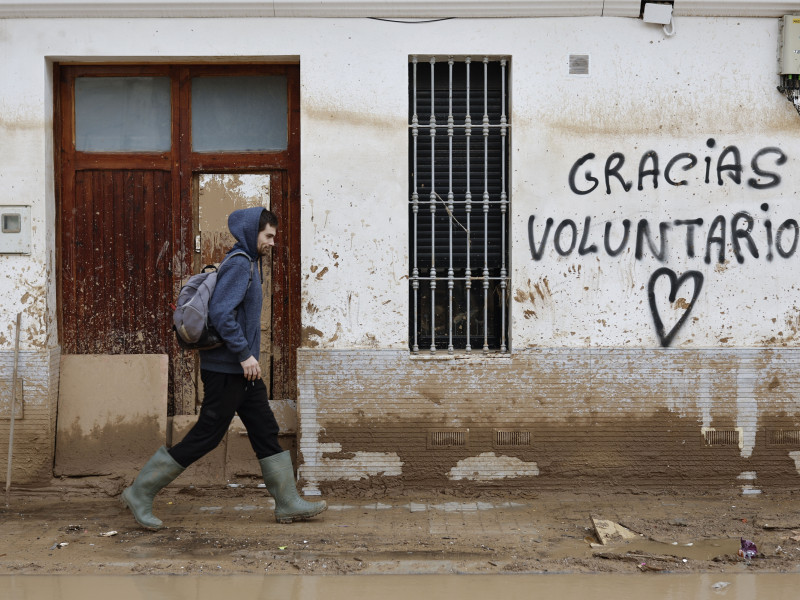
left=257, top=224, right=277, bottom=256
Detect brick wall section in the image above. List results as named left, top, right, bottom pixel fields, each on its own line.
left=0, top=347, right=59, bottom=484
left=297, top=349, right=800, bottom=494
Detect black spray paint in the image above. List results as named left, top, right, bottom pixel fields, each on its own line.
left=527, top=211, right=799, bottom=265
left=568, top=140, right=786, bottom=195
left=538, top=140, right=790, bottom=347
left=647, top=268, right=704, bottom=348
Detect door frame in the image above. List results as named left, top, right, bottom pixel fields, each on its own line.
left=54, top=62, right=301, bottom=415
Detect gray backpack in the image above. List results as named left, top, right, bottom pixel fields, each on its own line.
left=172, top=250, right=253, bottom=350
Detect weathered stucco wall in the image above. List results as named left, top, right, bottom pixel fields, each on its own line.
left=298, top=348, right=800, bottom=493
left=294, top=16, right=800, bottom=491
left=298, top=17, right=800, bottom=350
left=0, top=14, right=798, bottom=487
left=0, top=348, right=59, bottom=485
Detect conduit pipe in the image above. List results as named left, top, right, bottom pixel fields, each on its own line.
left=5, top=0, right=799, bottom=19
left=0, top=1, right=614, bottom=18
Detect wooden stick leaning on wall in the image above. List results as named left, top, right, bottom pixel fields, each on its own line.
left=5, top=312, right=21, bottom=506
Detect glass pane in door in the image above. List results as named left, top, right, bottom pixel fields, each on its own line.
left=75, top=77, right=171, bottom=152
left=191, top=75, right=288, bottom=152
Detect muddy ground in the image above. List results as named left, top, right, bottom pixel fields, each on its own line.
left=1, top=482, right=799, bottom=576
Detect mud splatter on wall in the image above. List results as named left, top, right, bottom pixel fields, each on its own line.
left=299, top=349, right=800, bottom=494
left=198, top=174, right=271, bottom=262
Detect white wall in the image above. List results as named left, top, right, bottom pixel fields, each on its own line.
left=299, top=16, right=800, bottom=349
left=511, top=18, right=800, bottom=349
left=0, top=15, right=797, bottom=354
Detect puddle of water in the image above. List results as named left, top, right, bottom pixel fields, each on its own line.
left=595, top=537, right=739, bottom=561
left=2, top=573, right=800, bottom=599
left=297, top=550, right=488, bottom=561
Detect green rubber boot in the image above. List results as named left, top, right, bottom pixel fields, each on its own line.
left=120, top=446, right=185, bottom=530
left=259, top=451, right=327, bottom=523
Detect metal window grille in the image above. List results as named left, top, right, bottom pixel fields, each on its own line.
left=409, top=56, right=510, bottom=354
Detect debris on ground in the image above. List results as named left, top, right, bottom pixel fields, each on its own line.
left=48, top=542, right=68, bottom=550
left=3, top=489, right=799, bottom=575
left=738, top=538, right=757, bottom=560
left=591, top=516, right=640, bottom=545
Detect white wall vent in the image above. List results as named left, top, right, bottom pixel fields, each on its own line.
left=427, top=428, right=469, bottom=449
left=766, top=428, right=800, bottom=447
left=568, top=54, right=590, bottom=76
left=701, top=427, right=743, bottom=449
left=494, top=429, right=532, bottom=447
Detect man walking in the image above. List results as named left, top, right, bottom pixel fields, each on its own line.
left=121, top=207, right=326, bottom=529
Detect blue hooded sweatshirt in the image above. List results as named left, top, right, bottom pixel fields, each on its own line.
left=200, top=206, right=265, bottom=374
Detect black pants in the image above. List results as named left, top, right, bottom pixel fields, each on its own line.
left=169, top=370, right=283, bottom=469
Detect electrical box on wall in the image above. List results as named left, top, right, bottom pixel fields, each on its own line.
left=781, top=15, right=800, bottom=74
left=643, top=3, right=673, bottom=25
left=0, top=206, right=31, bottom=254
left=778, top=16, right=800, bottom=116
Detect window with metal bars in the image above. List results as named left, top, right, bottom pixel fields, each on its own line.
left=409, top=56, right=510, bottom=354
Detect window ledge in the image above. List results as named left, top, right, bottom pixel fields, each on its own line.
left=409, top=351, right=512, bottom=362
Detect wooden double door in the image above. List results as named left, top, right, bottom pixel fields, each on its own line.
left=56, top=64, right=301, bottom=415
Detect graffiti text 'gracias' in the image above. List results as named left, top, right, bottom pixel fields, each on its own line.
left=568, top=139, right=787, bottom=195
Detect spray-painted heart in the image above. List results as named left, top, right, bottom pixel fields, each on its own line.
left=647, top=267, right=704, bottom=347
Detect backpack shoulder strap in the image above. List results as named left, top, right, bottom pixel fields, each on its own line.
left=220, top=250, right=254, bottom=288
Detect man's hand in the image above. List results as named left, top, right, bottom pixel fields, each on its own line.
left=240, top=356, right=261, bottom=382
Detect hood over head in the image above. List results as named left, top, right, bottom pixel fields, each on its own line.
left=227, top=206, right=267, bottom=259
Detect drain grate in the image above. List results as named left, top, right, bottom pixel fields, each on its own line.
left=766, top=428, right=800, bottom=447
left=494, top=429, right=532, bottom=448
left=427, top=428, right=468, bottom=449
left=701, top=427, right=742, bottom=448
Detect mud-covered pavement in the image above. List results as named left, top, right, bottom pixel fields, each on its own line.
left=1, top=485, right=799, bottom=576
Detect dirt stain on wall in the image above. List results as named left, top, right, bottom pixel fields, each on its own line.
left=54, top=416, right=164, bottom=479
left=301, top=326, right=324, bottom=348
left=299, top=348, right=800, bottom=495
left=514, top=278, right=552, bottom=320
left=316, top=409, right=800, bottom=495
